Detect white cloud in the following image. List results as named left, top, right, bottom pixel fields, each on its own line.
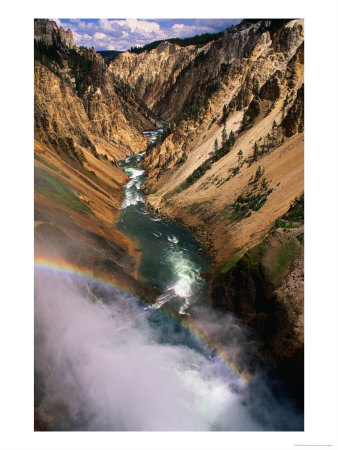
left=52, top=18, right=62, bottom=27
left=57, top=18, right=240, bottom=51
left=93, top=32, right=107, bottom=40
left=172, top=24, right=185, bottom=31
left=125, top=18, right=161, bottom=34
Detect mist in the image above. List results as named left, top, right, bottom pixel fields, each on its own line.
left=34, top=268, right=303, bottom=431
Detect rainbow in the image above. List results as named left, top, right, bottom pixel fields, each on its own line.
left=35, top=255, right=251, bottom=387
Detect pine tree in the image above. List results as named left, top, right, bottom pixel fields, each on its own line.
left=241, top=110, right=248, bottom=130
left=237, top=149, right=243, bottom=166
left=214, top=138, right=219, bottom=153
left=229, top=130, right=236, bottom=147
left=221, top=125, right=227, bottom=150
left=220, top=104, right=229, bottom=124
left=253, top=142, right=259, bottom=161
left=254, top=165, right=264, bottom=181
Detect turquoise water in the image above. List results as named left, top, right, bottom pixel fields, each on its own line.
left=116, top=139, right=209, bottom=315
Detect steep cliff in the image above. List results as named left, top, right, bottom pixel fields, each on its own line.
left=114, top=19, right=305, bottom=406
left=34, top=18, right=305, bottom=417
left=138, top=19, right=304, bottom=264
left=34, top=19, right=157, bottom=299
left=210, top=195, right=304, bottom=407
left=34, top=18, right=75, bottom=47
left=109, top=41, right=198, bottom=117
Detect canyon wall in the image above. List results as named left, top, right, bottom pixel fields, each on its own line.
left=111, top=19, right=304, bottom=407
left=34, top=19, right=157, bottom=299
left=34, top=18, right=305, bottom=411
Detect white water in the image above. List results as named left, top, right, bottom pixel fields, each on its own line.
left=119, top=150, right=206, bottom=314
left=34, top=130, right=303, bottom=431
left=121, top=167, right=145, bottom=208
left=35, top=270, right=302, bottom=431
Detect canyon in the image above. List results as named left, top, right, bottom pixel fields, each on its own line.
left=34, top=18, right=304, bottom=430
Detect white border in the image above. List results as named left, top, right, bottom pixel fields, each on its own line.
left=1, top=0, right=338, bottom=449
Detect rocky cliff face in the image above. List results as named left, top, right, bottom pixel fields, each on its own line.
left=137, top=19, right=304, bottom=261
left=34, top=19, right=156, bottom=299
left=34, top=18, right=305, bottom=415
left=113, top=19, right=304, bottom=406
left=209, top=199, right=304, bottom=407
left=282, top=83, right=304, bottom=136
left=110, top=41, right=198, bottom=118
left=34, top=19, right=75, bottom=47
left=110, top=19, right=303, bottom=124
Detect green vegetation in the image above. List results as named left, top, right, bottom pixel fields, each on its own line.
left=219, top=104, right=229, bottom=124
left=158, top=121, right=175, bottom=144
left=68, top=50, right=100, bottom=96
left=241, top=97, right=260, bottom=131
left=186, top=159, right=213, bottom=185
left=35, top=34, right=107, bottom=97
left=128, top=31, right=224, bottom=54
left=250, top=165, right=264, bottom=184
left=97, top=50, right=122, bottom=63
left=269, top=241, right=299, bottom=286
left=275, top=194, right=304, bottom=229
left=237, top=149, right=243, bottom=166
left=175, top=154, right=188, bottom=166
left=34, top=153, right=70, bottom=178
left=175, top=80, right=220, bottom=123
left=287, top=195, right=304, bottom=223
left=221, top=125, right=228, bottom=149
left=249, top=124, right=284, bottom=163
left=219, top=254, right=240, bottom=275
left=231, top=172, right=273, bottom=221
left=208, top=117, right=217, bottom=129
left=177, top=129, right=237, bottom=191
left=253, top=142, right=259, bottom=161
left=189, top=203, right=201, bottom=212
left=35, top=166, right=91, bottom=214
left=34, top=38, right=63, bottom=74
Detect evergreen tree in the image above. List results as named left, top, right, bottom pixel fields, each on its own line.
left=220, top=104, right=229, bottom=124
left=254, top=165, right=264, bottom=181
left=253, top=142, right=259, bottom=161
left=229, top=130, right=236, bottom=147
left=241, top=110, right=248, bottom=130
left=214, top=139, right=219, bottom=153
left=237, top=149, right=243, bottom=166
left=253, top=78, right=260, bottom=96
left=221, top=125, right=227, bottom=150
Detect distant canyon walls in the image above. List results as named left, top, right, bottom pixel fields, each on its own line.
left=34, top=19, right=157, bottom=299
left=109, top=19, right=304, bottom=407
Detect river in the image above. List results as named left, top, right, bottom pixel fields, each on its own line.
left=116, top=137, right=209, bottom=315
left=34, top=127, right=303, bottom=431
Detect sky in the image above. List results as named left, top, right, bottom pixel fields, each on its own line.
left=54, top=18, right=242, bottom=51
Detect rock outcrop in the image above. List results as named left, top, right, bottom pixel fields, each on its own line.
left=109, top=41, right=198, bottom=118
left=34, top=19, right=75, bottom=47
left=282, top=84, right=304, bottom=136
left=34, top=19, right=156, bottom=295
left=114, top=19, right=304, bottom=407
left=34, top=18, right=305, bottom=417
left=210, top=222, right=304, bottom=407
